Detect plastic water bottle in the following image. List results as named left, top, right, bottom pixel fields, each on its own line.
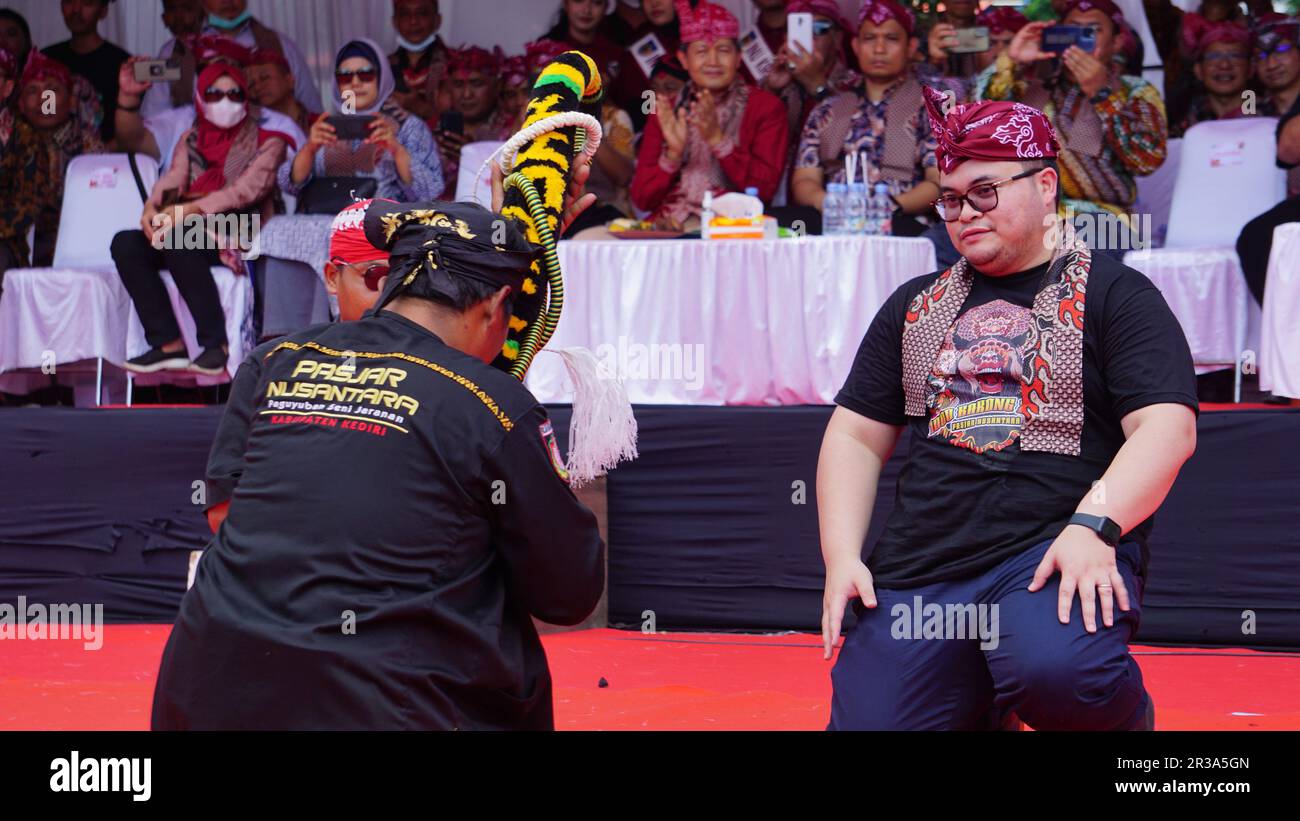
left=872, top=183, right=893, bottom=236
left=824, top=182, right=847, bottom=236
left=846, top=182, right=867, bottom=235
left=701, top=190, right=714, bottom=240
left=744, top=186, right=759, bottom=199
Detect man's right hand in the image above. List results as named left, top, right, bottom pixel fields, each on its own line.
left=656, top=93, right=687, bottom=162
left=1007, top=21, right=1056, bottom=65
left=119, top=56, right=152, bottom=99
left=822, top=557, right=877, bottom=660
left=928, top=22, right=958, bottom=63
left=306, top=112, right=337, bottom=151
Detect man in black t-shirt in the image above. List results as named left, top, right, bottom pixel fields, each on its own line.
left=818, top=89, right=1198, bottom=730
left=152, top=194, right=606, bottom=730
left=41, top=0, right=129, bottom=142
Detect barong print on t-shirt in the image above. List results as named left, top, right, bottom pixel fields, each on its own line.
left=925, top=299, right=1032, bottom=454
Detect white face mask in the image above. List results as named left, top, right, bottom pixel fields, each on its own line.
left=203, top=97, right=247, bottom=129
left=396, top=31, right=439, bottom=53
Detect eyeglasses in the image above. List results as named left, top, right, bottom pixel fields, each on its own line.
left=1257, top=42, right=1295, bottom=61
left=336, top=67, right=378, bottom=86
left=201, top=87, right=246, bottom=103
left=332, top=259, right=389, bottom=291
left=931, top=168, right=1042, bottom=222
left=1201, top=50, right=1247, bottom=65
left=812, top=20, right=835, bottom=36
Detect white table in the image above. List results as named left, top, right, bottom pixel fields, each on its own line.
left=1262, top=223, right=1300, bottom=399
left=524, top=235, right=938, bottom=405
left=1122, top=246, right=1259, bottom=380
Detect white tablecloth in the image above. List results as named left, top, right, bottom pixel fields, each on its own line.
left=1262, top=223, right=1300, bottom=399
left=524, top=235, right=938, bottom=405
left=1122, top=246, right=1259, bottom=375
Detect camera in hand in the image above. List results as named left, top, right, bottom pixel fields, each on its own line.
left=950, top=27, right=990, bottom=55
left=327, top=114, right=373, bottom=141
left=1041, top=24, right=1098, bottom=54
left=133, top=58, right=183, bottom=84
left=438, top=110, right=465, bottom=136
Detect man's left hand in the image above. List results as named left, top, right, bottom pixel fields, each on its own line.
left=1028, top=523, right=1131, bottom=632
left=1063, top=45, right=1109, bottom=99
left=688, top=89, right=723, bottom=147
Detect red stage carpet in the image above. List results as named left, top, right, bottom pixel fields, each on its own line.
left=2, top=626, right=1296, bottom=730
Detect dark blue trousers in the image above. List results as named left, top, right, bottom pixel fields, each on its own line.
left=829, top=538, right=1151, bottom=730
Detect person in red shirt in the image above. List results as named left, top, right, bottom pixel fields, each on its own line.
left=542, top=0, right=624, bottom=82
left=630, top=0, right=789, bottom=231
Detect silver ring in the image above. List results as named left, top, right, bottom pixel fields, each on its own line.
left=1098, top=584, right=1113, bottom=591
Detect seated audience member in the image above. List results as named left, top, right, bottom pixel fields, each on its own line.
left=0, top=52, right=105, bottom=280
left=749, top=0, right=786, bottom=56
left=1256, top=18, right=1300, bottom=121
left=116, top=36, right=305, bottom=173
left=602, top=0, right=647, bottom=46
left=1171, top=15, right=1260, bottom=137
left=544, top=0, right=624, bottom=80
left=972, top=0, right=1166, bottom=263
left=282, top=39, right=444, bottom=205
left=160, top=0, right=204, bottom=41
left=112, top=63, right=290, bottom=376
left=630, top=0, right=788, bottom=231
left=498, top=52, right=531, bottom=128
left=1236, top=18, right=1300, bottom=310
left=611, top=0, right=680, bottom=130
left=968, top=7, right=1028, bottom=99
left=435, top=46, right=516, bottom=190
left=649, top=51, right=688, bottom=100
left=921, top=0, right=980, bottom=83
left=41, top=0, right=129, bottom=142
left=389, top=0, right=449, bottom=122
left=763, top=0, right=858, bottom=160
left=141, top=0, right=321, bottom=118
left=791, top=0, right=938, bottom=236
left=247, top=47, right=317, bottom=135
left=0, top=9, right=31, bottom=70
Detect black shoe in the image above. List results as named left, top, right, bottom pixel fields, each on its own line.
left=124, top=347, right=190, bottom=374
left=189, top=347, right=228, bottom=376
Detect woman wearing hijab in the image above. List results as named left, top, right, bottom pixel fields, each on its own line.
left=280, top=37, right=444, bottom=203
left=0, top=51, right=105, bottom=282
left=111, top=62, right=290, bottom=376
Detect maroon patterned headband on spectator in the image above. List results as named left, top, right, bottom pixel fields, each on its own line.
left=502, top=54, right=528, bottom=88
left=976, top=7, right=1028, bottom=36
left=1256, top=16, right=1300, bottom=51
left=249, top=47, right=291, bottom=74
left=20, top=50, right=72, bottom=89
left=675, top=0, right=739, bottom=45
left=449, top=45, right=502, bottom=76
left=922, top=85, right=1059, bottom=175
left=1181, top=13, right=1249, bottom=59
left=786, top=0, right=851, bottom=34
left=524, top=39, right=569, bottom=76
left=184, top=34, right=254, bottom=68
left=856, top=0, right=915, bottom=37
left=1061, top=0, right=1125, bottom=30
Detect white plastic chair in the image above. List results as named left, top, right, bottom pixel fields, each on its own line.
left=0, top=153, right=159, bottom=405
left=453, top=140, right=505, bottom=204
left=1164, top=118, right=1286, bottom=248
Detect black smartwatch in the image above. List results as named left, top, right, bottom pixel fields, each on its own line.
left=1068, top=513, right=1121, bottom=547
